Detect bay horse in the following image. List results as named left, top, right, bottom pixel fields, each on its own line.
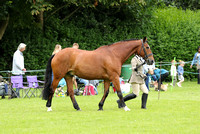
left=42, top=37, right=154, bottom=111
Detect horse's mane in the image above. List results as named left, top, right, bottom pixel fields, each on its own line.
left=108, top=38, right=140, bottom=46
left=97, top=39, right=140, bottom=49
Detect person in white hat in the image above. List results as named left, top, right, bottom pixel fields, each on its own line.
left=12, top=43, right=27, bottom=75
left=12, top=43, right=27, bottom=97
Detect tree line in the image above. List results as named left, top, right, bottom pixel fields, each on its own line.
left=0, top=0, right=200, bottom=80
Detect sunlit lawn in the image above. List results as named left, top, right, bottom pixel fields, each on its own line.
left=0, top=81, right=199, bottom=134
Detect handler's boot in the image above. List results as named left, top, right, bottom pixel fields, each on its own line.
left=117, top=93, right=137, bottom=108
left=141, top=93, right=148, bottom=109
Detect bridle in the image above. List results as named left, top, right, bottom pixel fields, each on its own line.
left=133, top=40, right=154, bottom=75
left=139, top=39, right=153, bottom=61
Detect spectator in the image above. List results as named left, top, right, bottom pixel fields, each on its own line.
left=170, top=60, right=177, bottom=86
left=51, top=44, right=62, bottom=83
left=52, top=44, right=62, bottom=55
left=150, top=68, right=169, bottom=90
left=143, top=63, right=155, bottom=91
left=12, top=43, right=27, bottom=97
left=89, top=80, right=99, bottom=95
left=190, top=46, right=200, bottom=84
left=0, top=75, right=8, bottom=99
left=78, top=77, right=89, bottom=86
left=55, top=78, right=66, bottom=97
left=117, top=55, right=149, bottom=109
left=177, top=60, right=185, bottom=87
left=72, top=43, right=79, bottom=49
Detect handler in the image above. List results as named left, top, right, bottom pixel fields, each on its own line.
left=117, top=55, right=148, bottom=109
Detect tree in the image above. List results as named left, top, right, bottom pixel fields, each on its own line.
left=163, top=0, right=200, bottom=10
left=0, top=0, right=12, bottom=40
left=29, top=0, right=53, bottom=29
left=0, top=0, right=53, bottom=40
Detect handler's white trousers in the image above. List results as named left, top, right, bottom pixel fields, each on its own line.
left=132, top=83, right=148, bottom=97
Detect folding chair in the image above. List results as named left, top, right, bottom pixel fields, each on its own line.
left=11, top=76, right=28, bottom=98
left=26, top=76, right=44, bottom=98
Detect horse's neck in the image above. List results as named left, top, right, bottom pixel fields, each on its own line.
left=110, top=40, right=141, bottom=64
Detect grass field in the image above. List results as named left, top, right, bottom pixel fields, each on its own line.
left=0, top=81, right=199, bottom=134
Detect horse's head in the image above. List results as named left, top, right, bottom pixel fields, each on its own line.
left=137, top=37, right=154, bottom=65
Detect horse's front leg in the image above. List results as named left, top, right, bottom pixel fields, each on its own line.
left=66, top=77, right=81, bottom=111
left=112, top=77, right=130, bottom=111
left=98, top=80, right=110, bottom=111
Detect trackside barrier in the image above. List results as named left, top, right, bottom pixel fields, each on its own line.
left=0, top=69, right=46, bottom=98
left=155, top=60, right=199, bottom=74
left=121, top=60, right=199, bottom=78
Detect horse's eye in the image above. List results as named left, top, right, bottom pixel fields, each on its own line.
left=146, top=47, right=150, bottom=49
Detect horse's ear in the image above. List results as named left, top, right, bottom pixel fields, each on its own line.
left=143, top=37, right=147, bottom=42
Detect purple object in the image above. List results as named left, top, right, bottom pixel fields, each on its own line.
left=11, top=75, right=28, bottom=98
left=11, top=75, right=24, bottom=88
left=26, top=76, right=44, bottom=97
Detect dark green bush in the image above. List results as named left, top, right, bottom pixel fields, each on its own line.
left=148, top=7, right=200, bottom=80
left=1, top=5, right=200, bottom=81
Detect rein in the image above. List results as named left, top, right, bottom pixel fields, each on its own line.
left=139, top=39, right=153, bottom=61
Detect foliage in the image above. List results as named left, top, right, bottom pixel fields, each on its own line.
left=149, top=7, right=200, bottom=80
left=0, top=0, right=155, bottom=70
left=29, top=0, right=54, bottom=15
left=0, top=0, right=13, bottom=20
left=163, top=0, right=200, bottom=10
left=1, top=0, right=200, bottom=81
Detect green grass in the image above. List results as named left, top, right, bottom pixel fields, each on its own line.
left=0, top=81, right=200, bottom=134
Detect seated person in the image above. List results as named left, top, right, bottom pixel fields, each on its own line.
left=0, top=75, right=9, bottom=99
left=89, top=80, right=99, bottom=95
left=55, top=78, right=66, bottom=97
left=64, top=76, right=89, bottom=96
left=76, top=76, right=89, bottom=87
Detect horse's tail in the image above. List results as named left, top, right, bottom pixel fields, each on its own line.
left=42, top=55, right=55, bottom=100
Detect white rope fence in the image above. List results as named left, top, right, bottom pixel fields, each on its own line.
left=155, top=60, right=199, bottom=74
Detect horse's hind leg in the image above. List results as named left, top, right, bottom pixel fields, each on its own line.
left=46, top=78, right=60, bottom=111
left=98, top=80, right=110, bottom=111
left=65, top=76, right=80, bottom=111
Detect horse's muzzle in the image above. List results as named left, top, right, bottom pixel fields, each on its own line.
left=146, top=59, right=154, bottom=65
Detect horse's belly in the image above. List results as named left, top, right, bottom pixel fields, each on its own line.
left=75, top=67, right=108, bottom=80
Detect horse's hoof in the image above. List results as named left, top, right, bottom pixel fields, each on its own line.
left=116, top=100, right=123, bottom=108
left=123, top=106, right=130, bottom=111
left=77, top=109, right=82, bottom=111
left=98, top=108, right=103, bottom=111
left=47, top=107, right=52, bottom=112
left=141, top=107, right=147, bottom=109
